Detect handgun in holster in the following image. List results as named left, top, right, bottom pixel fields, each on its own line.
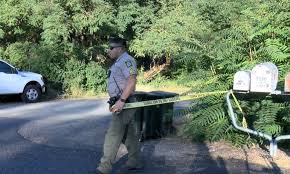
left=107, top=96, right=120, bottom=107
left=107, top=95, right=133, bottom=107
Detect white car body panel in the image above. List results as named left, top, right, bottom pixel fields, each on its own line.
left=0, top=60, right=45, bottom=95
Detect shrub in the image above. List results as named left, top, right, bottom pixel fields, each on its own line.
left=85, top=61, right=107, bottom=93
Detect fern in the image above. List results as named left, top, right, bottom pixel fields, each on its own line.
left=264, top=39, right=290, bottom=63
left=206, top=117, right=229, bottom=141
left=225, top=129, right=258, bottom=147
left=255, top=124, right=282, bottom=136
left=174, top=0, right=290, bottom=148
left=280, top=105, right=290, bottom=124
left=183, top=102, right=229, bottom=142
left=195, top=104, right=226, bottom=126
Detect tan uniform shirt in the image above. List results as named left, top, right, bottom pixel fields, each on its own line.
left=107, top=52, right=137, bottom=97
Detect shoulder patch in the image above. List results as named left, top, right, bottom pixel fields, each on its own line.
left=129, top=67, right=135, bottom=75
left=125, top=61, right=133, bottom=68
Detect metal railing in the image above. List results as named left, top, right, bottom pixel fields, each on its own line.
left=226, top=90, right=290, bottom=156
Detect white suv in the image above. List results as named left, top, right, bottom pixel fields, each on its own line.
left=0, top=60, right=46, bottom=103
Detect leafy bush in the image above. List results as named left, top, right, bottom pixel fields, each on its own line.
left=177, top=70, right=290, bottom=147
left=2, top=42, right=107, bottom=95
left=85, top=61, right=107, bottom=93
left=63, top=58, right=87, bottom=93
left=62, top=58, right=107, bottom=95
left=172, top=0, right=290, bottom=148
left=3, top=42, right=32, bottom=68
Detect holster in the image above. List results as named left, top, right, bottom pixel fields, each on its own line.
left=108, top=96, right=120, bottom=107
left=107, top=95, right=134, bottom=107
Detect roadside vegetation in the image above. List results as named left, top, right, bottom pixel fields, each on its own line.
left=1, top=0, right=290, bottom=148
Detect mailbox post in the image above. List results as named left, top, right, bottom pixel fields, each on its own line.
left=226, top=90, right=290, bottom=156
left=229, top=62, right=290, bottom=156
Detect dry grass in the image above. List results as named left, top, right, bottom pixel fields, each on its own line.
left=136, top=84, right=190, bottom=94
left=45, top=80, right=190, bottom=100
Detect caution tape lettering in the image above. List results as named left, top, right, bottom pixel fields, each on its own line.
left=123, top=91, right=227, bottom=109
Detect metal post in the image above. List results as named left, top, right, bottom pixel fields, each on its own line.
left=226, top=90, right=274, bottom=155
left=227, top=90, right=290, bottom=157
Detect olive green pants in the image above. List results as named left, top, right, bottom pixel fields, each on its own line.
left=97, top=108, right=141, bottom=174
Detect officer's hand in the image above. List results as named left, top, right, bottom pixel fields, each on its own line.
left=111, top=100, right=125, bottom=113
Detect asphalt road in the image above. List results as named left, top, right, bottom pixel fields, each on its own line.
left=0, top=99, right=107, bottom=174
left=0, top=99, right=286, bottom=174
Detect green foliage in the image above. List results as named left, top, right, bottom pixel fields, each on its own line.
left=131, top=0, right=207, bottom=60
left=41, top=5, right=70, bottom=45
left=63, top=58, right=87, bottom=92
left=30, top=44, right=66, bottom=88
left=224, top=131, right=257, bottom=148
left=183, top=92, right=290, bottom=147
left=85, top=61, right=107, bottom=93
left=3, top=42, right=32, bottom=67
left=1, top=0, right=290, bottom=148
left=176, top=0, right=290, bottom=148
left=59, top=58, right=107, bottom=94
left=243, top=100, right=283, bottom=136
left=0, top=0, right=120, bottom=94
left=184, top=96, right=231, bottom=142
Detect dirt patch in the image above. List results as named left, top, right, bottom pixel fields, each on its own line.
left=208, top=141, right=290, bottom=172
left=116, top=137, right=290, bottom=174
left=171, top=102, right=290, bottom=173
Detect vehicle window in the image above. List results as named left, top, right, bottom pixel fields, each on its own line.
left=0, top=61, right=13, bottom=74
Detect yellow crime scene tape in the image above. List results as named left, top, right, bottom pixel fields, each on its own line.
left=123, top=91, right=228, bottom=109
left=230, top=91, right=248, bottom=128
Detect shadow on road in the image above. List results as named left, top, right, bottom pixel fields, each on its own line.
left=185, top=142, right=229, bottom=174
left=0, top=95, right=22, bottom=103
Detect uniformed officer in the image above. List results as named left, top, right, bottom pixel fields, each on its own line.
left=96, top=37, right=143, bottom=174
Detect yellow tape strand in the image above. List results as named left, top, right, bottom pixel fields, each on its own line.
left=230, top=91, right=248, bottom=128
left=123, top=91, right=227, bottom=109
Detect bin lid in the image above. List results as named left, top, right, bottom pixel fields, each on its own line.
left=134, top=91, right=177, bottom=101
left=148, top=91, right=177, bottom=98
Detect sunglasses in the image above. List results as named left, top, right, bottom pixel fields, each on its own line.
left=109, top=46, right=122, bottom=50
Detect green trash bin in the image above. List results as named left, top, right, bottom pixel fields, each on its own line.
left=134, top=91, right=177, bottom=141
left=133, top=92, right=147, bottom=141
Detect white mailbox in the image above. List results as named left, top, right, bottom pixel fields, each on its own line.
left=250, top=62, right=278, bottom=93
left=233, top=70, right=251, bottom=91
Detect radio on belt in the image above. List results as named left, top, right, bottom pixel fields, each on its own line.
left=233, top=62, right=279, bottom=93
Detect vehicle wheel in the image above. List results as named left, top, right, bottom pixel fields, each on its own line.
left=21, top=85, right=41, bottom=103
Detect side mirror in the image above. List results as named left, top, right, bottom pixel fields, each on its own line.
left=12, top=68, right=18, bottom=74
